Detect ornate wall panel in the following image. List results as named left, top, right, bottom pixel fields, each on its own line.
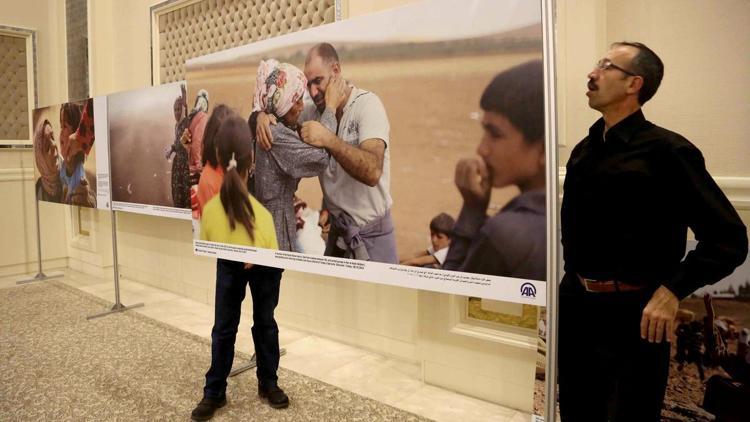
left=0, top=34, right=29, bottom=140
left=66, top=0, right=89, bottom=101
left=156, top=0, right=336, bottom=84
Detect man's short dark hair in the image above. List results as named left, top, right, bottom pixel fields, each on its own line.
left=430, top=213, right=455, bottom=236
left=306, top=42, right=339, bottom=65
left=480, top=59, right=544, bottom=144
left=612, top=41, right=664, bottom=105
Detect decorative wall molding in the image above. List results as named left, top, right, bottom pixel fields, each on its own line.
left=0, top=257, right=68, bottom=279
left=715, top=176, right=750, bottom=210
left=0, top=167, right=34, bottom=183
left=0, top=25, right=37, bottom=144
left=150, top=0, right=337, bottom=85
left=448, top=295, right=537, bottom=351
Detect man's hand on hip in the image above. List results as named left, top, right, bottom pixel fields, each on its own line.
left=640, top=285, right=679, bottom=343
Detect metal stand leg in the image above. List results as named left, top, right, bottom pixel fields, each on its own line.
left=87, top=209, right=144, bottom=320
left=16, top=198, right=64, bottom=285
left=229, top=348, right=286, bottom=377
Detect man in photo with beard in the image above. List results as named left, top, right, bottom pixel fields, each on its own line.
left=255, top=42, right=397, bottom=264
left=558, top=41, right=748, bottom=421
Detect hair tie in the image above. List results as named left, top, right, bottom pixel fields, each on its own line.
left=227, top=152, right=237, bottom=171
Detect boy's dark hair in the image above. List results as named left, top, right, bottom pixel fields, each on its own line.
left=480, top=59, right=544, bottom=144
left=611, top=41, right=664, bottom=105
left=430, top=213, right=455, bottom=236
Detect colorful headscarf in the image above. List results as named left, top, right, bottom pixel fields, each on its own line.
left=252, top=59, right=307, bottom=118
left=33, top=119, right=61, bottom=197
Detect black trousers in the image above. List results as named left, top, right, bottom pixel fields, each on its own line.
left=558, top=273, right=670, bottom=422
left=204, top=259, right=283, bottom=399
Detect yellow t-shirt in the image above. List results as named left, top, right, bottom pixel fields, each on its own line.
left=200, top=194, right=279, bottom=250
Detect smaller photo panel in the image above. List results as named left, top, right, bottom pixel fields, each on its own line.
left=107, top=82, right=194, bottom=220
left=32, top=98, right=99, bottom=208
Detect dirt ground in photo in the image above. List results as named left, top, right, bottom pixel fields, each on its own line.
left=108, top=85, right=184, bottom=207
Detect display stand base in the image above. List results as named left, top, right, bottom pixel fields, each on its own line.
left=87, top=302, right=145, bottom=320
left=16, top=270, right=65, bottom=285
left=229, top=348, right=286, bottom=377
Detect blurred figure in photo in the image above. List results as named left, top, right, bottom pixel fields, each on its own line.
left=33, top=118, right=62, bottom=202
left=443, top=60, right=546, bottom=281
left=400, top=212, right=455, bottom=269
left=293, top=196, right=326, bottom=255
left=168, top=87, right=191, bottom=209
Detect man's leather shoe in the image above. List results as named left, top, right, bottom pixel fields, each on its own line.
left=191, top=396, right=227, bottom=421
left=258, top=384, right=289, bottom=409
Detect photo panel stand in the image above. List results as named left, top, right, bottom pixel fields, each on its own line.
left=17, top=197, right=64, bottom=285
left=229, top=348, right=287, bottom=378
left=87, top=208, right=144, bottom=320
left=542, top=0, right=560, bottom=421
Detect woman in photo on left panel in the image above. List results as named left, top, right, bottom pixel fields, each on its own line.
left=32, top=98, right=97, bottom=207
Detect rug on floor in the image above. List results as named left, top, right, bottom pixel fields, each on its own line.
left=0, top=282, right=429, bottom=421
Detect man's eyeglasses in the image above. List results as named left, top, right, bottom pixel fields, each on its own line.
left=596, top=59, right=639, bottom=77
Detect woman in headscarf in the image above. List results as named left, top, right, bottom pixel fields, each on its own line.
left=33, top=119, right=63, bottom=202
left=249, top=59, right=335, bottom=252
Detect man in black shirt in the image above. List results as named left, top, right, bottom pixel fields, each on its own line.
left=559, top=41, right=748, bottom=421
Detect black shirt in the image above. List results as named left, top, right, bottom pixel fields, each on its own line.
left=561, top=109, right=747, bottom=299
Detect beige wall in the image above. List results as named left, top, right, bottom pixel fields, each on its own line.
left=1, top=0, right=70, bottom=276
left=0, top=150, right=68, bottom=277
left=89, top=0, right=155, bottom=96
left=558, top=0, right=750, bottom=178
left=345, top=0, right=421, bottom=17
left=1, top=0, right=68, bottom=107
left=4, top=0, right=749, bottom=415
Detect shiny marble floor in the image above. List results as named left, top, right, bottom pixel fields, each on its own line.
left=1, top=270, right=532, bottom=422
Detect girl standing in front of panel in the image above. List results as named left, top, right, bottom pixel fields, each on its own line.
left=191, top=115, right=289, bottom=422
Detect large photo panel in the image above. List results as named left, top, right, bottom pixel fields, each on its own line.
left=32, top=97, right=109, bottom=210
left=107, top=82, right=196, bottom=220
left=187, top=0, right=546, bottom=305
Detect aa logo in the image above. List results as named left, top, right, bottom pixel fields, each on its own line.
left=520, top=282, right=537, bottom=298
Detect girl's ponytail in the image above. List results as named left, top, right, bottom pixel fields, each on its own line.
left=215, top=116, right=256, bottom=240
left=219, top=153, right=255, bottom=241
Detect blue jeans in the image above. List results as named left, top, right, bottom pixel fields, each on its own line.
left=204, top=259, right=283, bottom=399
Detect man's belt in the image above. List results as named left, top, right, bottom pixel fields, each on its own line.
left=577, top=274, right=646, bottom=293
